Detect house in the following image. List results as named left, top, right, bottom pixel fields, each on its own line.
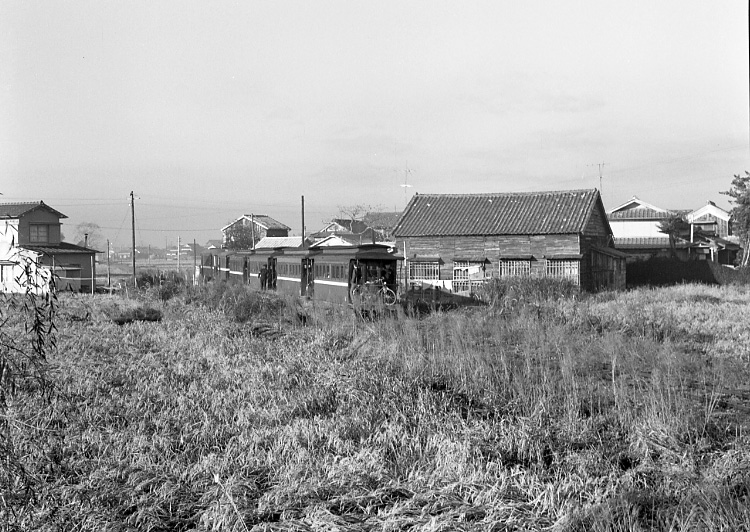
left=0, top=201, right=99, bottom=293
left=607, top=196, right=691, bottom=261
left=362, top=211, right=402, bottom=241
left=392, top=189, right=626, bottom=293
left=686, top=202, right=738, bottom=264
left=608, top=197, right=739, bottom=264
left=205, top=239, right=223, bottom=250
left=222, top=214, right=290, bottom=249
left=310, top=218, right=377, bottom=244
left=167, top=242, right=202, bottom=261
left=310, top=212, right=401, bottom=244
left=687, top=201, right=732, bottom=238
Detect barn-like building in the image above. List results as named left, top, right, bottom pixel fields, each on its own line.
left=392, top=189, right=626, bottom=292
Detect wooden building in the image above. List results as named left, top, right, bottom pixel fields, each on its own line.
left=392, top=189, right=626, bottom=292
left=0, top=201, right=99, bottom=293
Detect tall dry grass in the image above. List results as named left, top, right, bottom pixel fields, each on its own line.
left=1, top=281, right=749, bottom=530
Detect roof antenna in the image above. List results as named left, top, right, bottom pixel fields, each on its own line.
left=588, top=162, right=607, bottom=196
left=400, top=161, right=413, bottom=206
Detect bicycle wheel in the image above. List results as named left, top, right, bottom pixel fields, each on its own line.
left=381, top=286, right=397, bottom=306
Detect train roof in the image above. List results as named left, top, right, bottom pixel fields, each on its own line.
left=204, top=243, right=402, bottom=260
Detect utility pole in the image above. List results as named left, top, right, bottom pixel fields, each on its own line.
left=130, top=191, right=136, bottom=287
left=193, top=238, right=197, bottom=284
left=301, top=196, right=305, bottom=244
left=250, top=214, right=256, bottom=250
left=177, top=235, right=181, bottom=273
left=107, top=239, right=111, bottom=290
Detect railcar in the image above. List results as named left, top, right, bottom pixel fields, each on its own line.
left=200, top=244, right=403, bottom=305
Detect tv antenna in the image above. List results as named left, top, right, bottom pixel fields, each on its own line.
left=588, top=162, right=607, bottom=195
left=399, top=162, right=413, bottom=206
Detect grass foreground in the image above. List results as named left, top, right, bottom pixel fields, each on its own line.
left=2, top=281, right=750, bottom=531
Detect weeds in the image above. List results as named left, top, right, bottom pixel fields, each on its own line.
left=2, top=281, right=749, bottom=530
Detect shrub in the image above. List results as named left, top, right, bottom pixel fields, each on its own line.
left=186, top=281, right=287, bottom=323
left=474, top=276, right=578, bottom=309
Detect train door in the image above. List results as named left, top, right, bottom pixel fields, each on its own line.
left=301, top=258, right=314, bottom=296
left=267, top=257, right=277, bottom=290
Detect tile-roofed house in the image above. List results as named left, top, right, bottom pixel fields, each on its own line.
left=0, top=201, right=99, bottom=293
left=222, top=214, right=291, bottom=249
left=392, top=189, right=625, bottom=292
left=607, top=196, right=737, bottom=264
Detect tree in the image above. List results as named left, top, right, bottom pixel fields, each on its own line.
left=224, top=222, right=259, bottom=250
left=657, top=213, right=689, bottom=259
left=73, top=222, right=103, bottom=250
left=722, top=171, right=750, bottom=267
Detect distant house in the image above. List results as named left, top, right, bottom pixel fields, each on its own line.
left=607, top=196, right=690, bottom=260
left=222, top=214, right=290, bottom=249
left=362, top=211, right=402, bottom=241
left=205, top=239, right=223, bottom=250
left=310, top=212, right=401, bottom=244
left=688, top=201, right=732, bottom=238
left=392, top=189, right=626, bottom=292
left=608, top=197, right=739, bottom=264
left=0, top=201, right=99, bottom=293
left=686, top=202, right=739, bottom=264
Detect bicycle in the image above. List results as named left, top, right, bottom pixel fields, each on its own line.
left=350, top=279, right=397, bottom=306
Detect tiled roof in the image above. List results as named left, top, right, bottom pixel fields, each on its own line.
left=393, top=190, right=601, bottom=237
left=608, top=208, right=689, bottom=221
left=254, top=236, right=304, bottom=249
left=247, top=215, right=291, bottom=231
left=222, top=215, right=291, bottom=232
left=0, top=201, right=67, bottom=219
left=22, top=242, right=100, bottom=254
left=613, top=237, right=676, bottom=249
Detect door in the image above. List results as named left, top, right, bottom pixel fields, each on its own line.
left=301, top=258, right=314, bottom=296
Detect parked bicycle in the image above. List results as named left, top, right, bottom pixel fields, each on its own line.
left=350, top=278, right=397, bottom=306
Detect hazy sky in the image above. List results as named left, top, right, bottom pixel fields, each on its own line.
left=1, top=1, right=748, bottom=248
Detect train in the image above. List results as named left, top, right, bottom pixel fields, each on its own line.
left=200, top=243, right=404, bottom=306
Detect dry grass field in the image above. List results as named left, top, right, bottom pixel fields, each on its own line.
left=2, top=280, right=750, bottom=531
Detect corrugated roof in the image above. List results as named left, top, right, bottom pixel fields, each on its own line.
left=0, top=201, right=67, bottom=219
left=254, top=236, right=304, bottom=249
left=393, top=190, right=601, bottom=237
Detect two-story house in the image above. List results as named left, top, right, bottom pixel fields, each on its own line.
left=221, top=214, right=290, bottom=250
left=0, top=201, right=99, bottom=293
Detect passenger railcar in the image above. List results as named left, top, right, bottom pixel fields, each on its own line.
left=200, top=244, right=403, bottom=305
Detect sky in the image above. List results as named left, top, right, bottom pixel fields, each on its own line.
left=1, top=1, right=748, bottom=248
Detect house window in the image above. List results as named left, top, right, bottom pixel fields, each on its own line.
left=546, top=260, right=579, bottom=284
left=29, top=225, right=49, bottom=243
left=500, top=260, right=531, bottom=277
left=409, top=261, right=439, bottom=281
left=453, top=261, right=486, bottom=292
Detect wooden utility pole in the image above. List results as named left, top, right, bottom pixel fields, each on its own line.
left=193, top=238, right=197, bottom=284
left=107, top=239, right=111, bottom=289
left=251, top=214, right=256, bottom=250
left=177, top=235, right=181, bottom=273
left=130, top=191, right=136, bottom=287
left=301, top=196, right=305, bottom=244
